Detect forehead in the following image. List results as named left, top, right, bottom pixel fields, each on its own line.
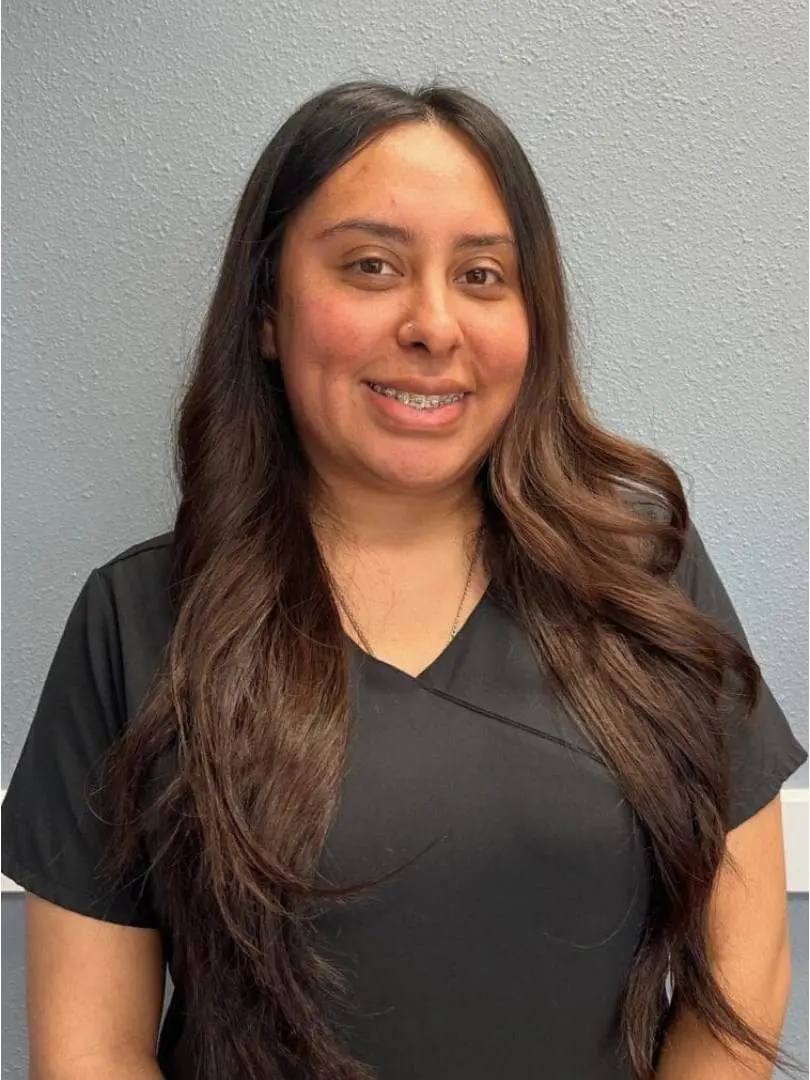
left=297, top=123, right=512, bottom=233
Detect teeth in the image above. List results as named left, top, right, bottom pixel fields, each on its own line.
left=368, top=382, right=464, bottom=410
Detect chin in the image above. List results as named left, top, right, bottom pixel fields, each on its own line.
left=367, top=458, right=471, bottom=493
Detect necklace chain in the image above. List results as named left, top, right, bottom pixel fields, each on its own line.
left=331, top=525, right=486, bottom=660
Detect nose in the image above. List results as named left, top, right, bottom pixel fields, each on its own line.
left=396, top=281, right=463, bottom=358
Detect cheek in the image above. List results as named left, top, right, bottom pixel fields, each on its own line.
left=288, top=289, right=378, bottom=379
left=278, top=289, right=378, bottom=437
left=478, top=324, right=530, bottom=401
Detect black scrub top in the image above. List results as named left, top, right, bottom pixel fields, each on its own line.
left=2, top=522, right=807, bottom=1080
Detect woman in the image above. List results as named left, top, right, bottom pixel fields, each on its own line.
left=2, top=80, right=806, bottom=1080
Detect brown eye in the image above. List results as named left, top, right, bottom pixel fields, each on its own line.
left=346, top=258, right=396, bottom=276
left=462, top=267, right=504, bottom=286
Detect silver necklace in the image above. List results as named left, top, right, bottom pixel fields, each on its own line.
left=331, top=525, right=486, bottom=659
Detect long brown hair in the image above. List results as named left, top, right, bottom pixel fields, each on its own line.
left=96, top=80, right=803, bottom=1079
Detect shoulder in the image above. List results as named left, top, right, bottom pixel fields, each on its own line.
left=611, top=485, right=745, bottom=639
left=85, top=533, right=177, bottom=709
left=614, top=481, right=672, bottom=524
left=93, top=531, right=175, bottom=614
left=612, top=482, right=703, bottom=585
left=97, top=530, right=175, bottom=578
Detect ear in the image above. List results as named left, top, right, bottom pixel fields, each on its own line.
left=260, top=317, right=277, bottom=360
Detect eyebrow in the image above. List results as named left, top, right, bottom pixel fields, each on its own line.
left=314, top=217, right=516, bottom=250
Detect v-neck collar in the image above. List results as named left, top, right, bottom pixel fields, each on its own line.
left=346, top=583, right=495, bottom=685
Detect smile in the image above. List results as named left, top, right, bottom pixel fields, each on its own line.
left=366, top=382, right=467, bottom=410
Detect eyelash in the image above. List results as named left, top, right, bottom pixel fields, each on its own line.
left=345, top=257, right=505, bottom=287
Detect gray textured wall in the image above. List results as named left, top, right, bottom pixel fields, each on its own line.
left=2, top=1, right=806, bottom=1077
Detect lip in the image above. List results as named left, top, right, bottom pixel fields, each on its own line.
left=364, top=381, right=468, bottom=430
left=364, top=378, right=471, bottom=395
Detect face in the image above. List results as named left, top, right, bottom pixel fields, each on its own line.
left=263, top=122, right=530, bottom=498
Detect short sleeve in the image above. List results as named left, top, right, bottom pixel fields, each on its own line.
left=675, top=522, right=808, bottom=831
left=1, top=569, right=159, bottom=927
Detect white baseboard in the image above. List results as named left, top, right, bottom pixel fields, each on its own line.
left=780, top=787, right=808, bottom=893
left=2, top=787, right=808, bottom=895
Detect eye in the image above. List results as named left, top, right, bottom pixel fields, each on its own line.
left=345, top=257, right=398, bottom=277
left=343, top=255, right=507, bottom=282
left=460, top=266, right=505, bottom=287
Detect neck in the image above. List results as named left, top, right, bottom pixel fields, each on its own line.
left=309, top=471, right=484, bottom=554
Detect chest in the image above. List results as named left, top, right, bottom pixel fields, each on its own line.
left=336, top=570, right=491, bottom=678
left=312, top=658, right=652, bottom=1077
left=325, top=669, right=650, bottom=929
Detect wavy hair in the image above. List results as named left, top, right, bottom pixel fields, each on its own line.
left=97, top=80, right=803, bottom=1079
